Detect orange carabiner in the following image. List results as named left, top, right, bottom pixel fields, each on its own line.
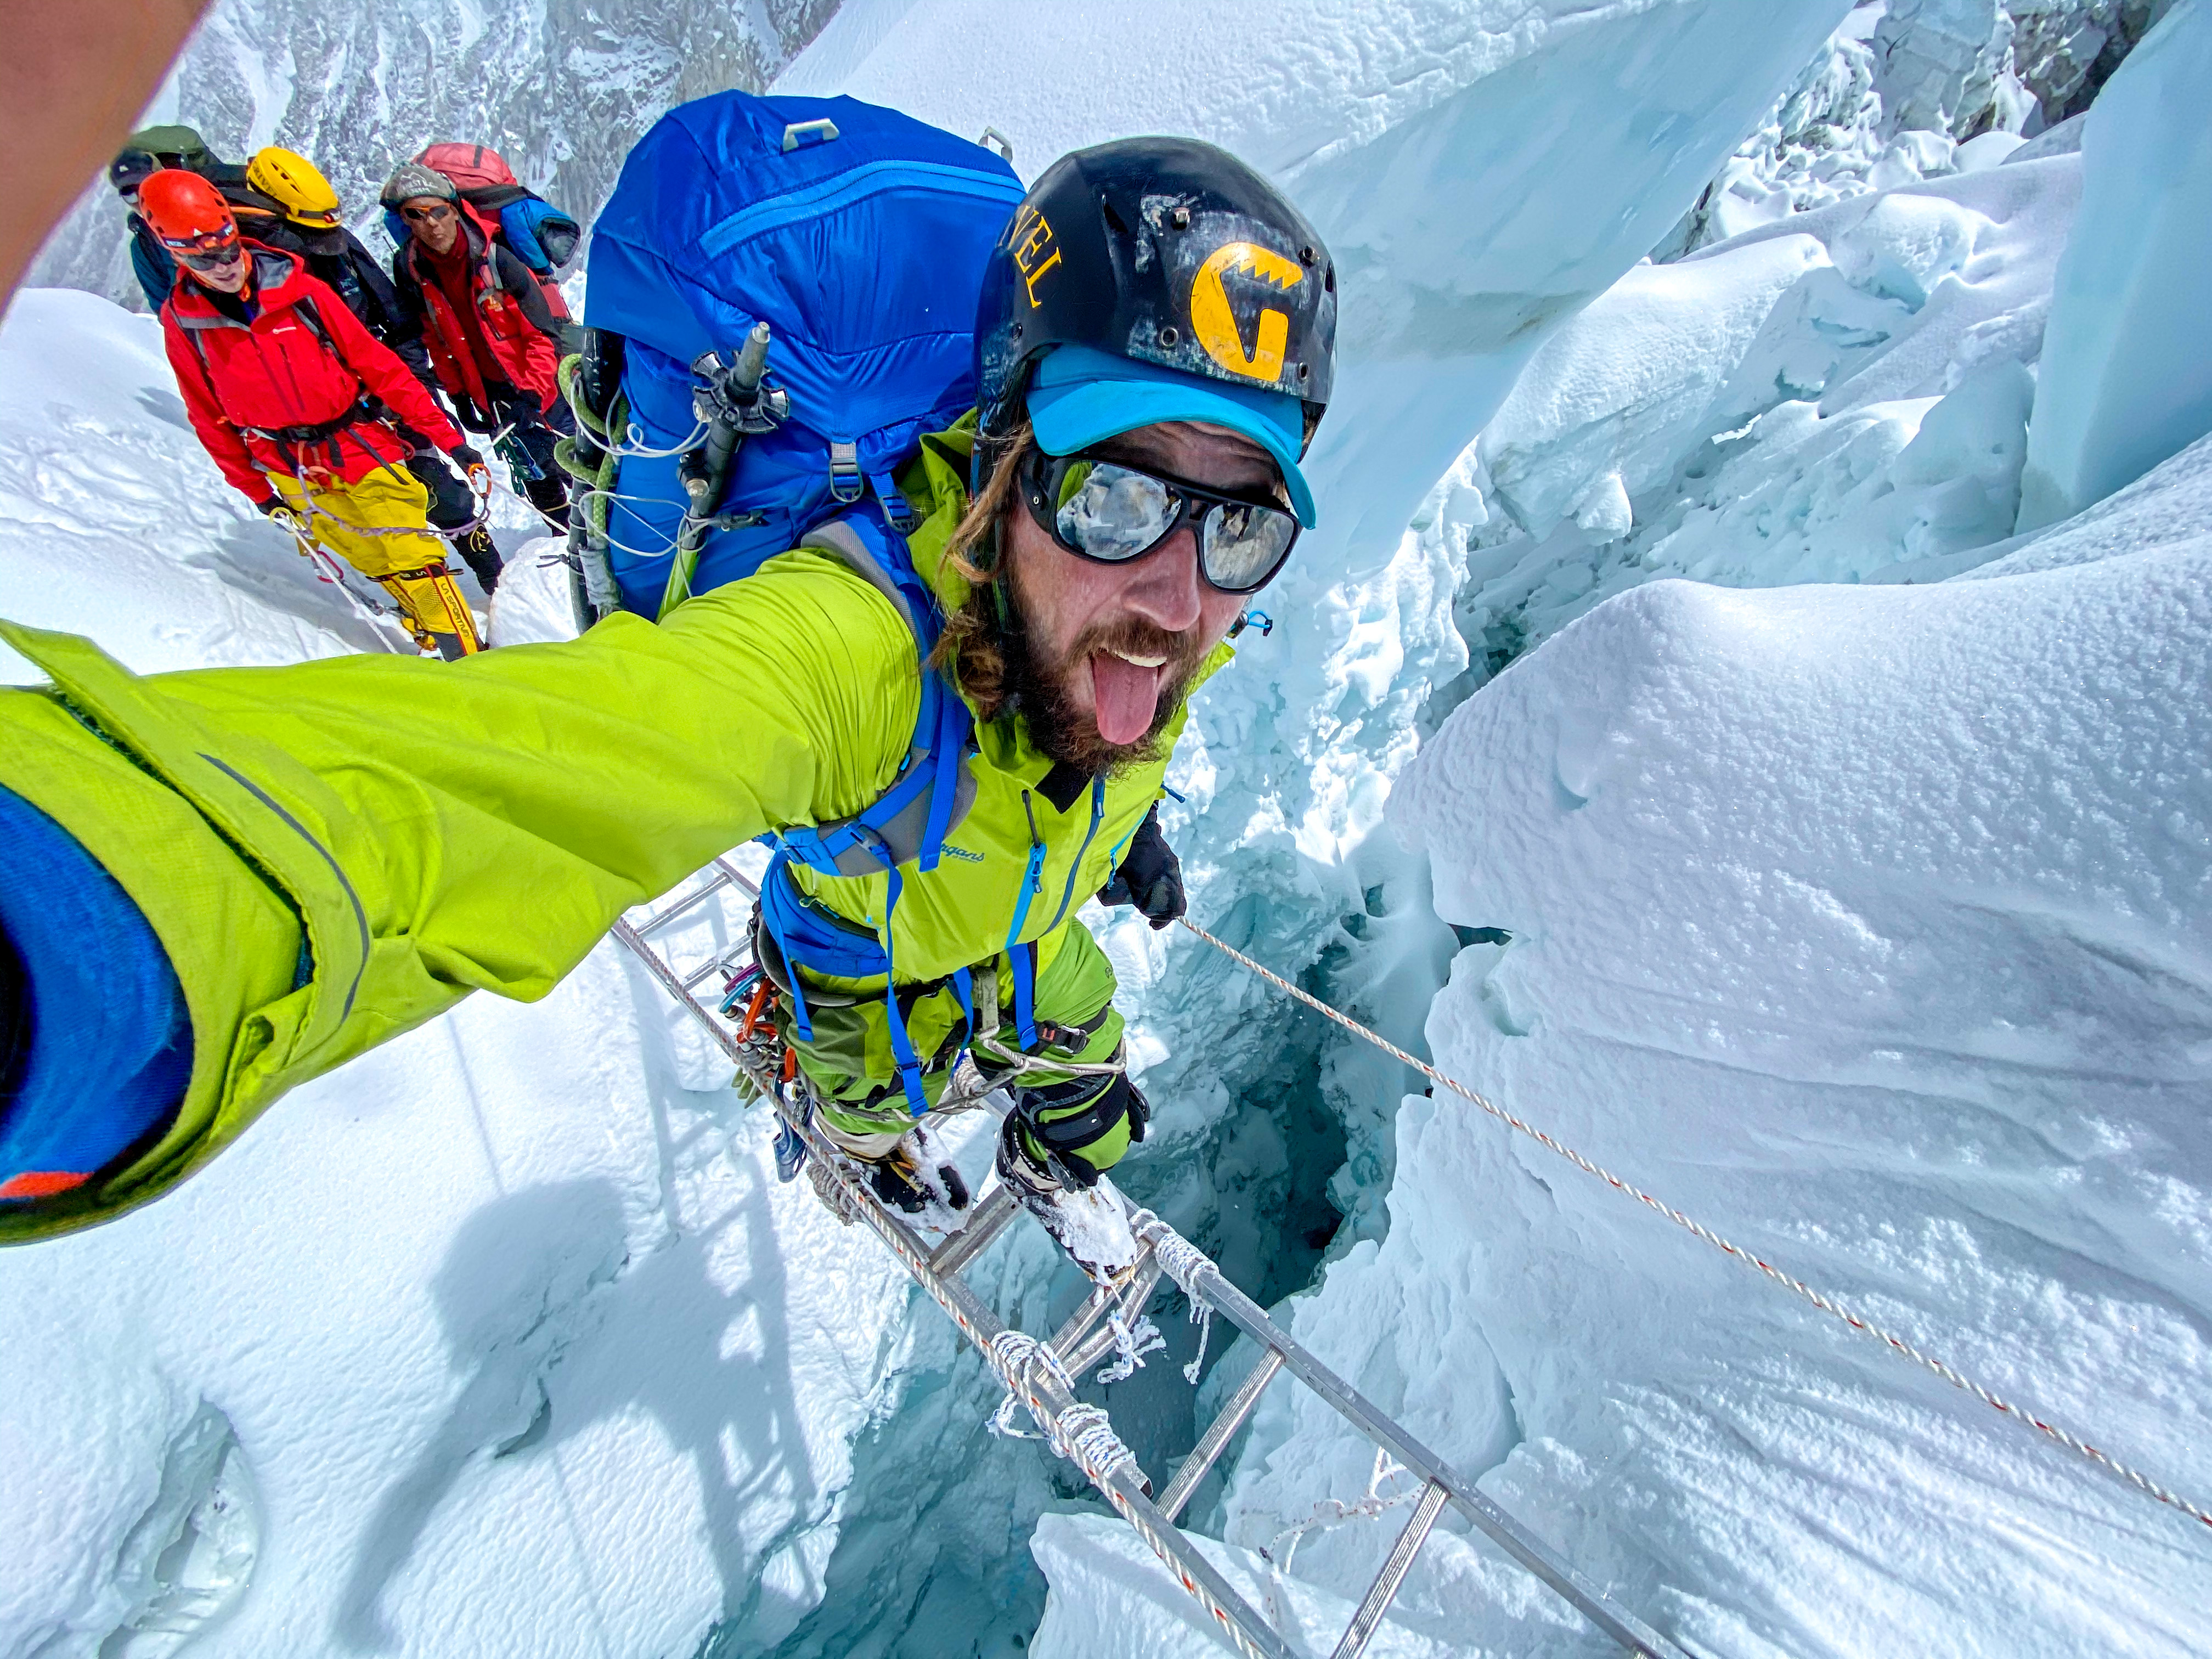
left=736, top=979, right=774, bottom=1041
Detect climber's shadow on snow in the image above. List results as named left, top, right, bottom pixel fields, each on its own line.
left=335, top=1176, right=814, bottom=1651
left=132, top=385, right=191, bottom=431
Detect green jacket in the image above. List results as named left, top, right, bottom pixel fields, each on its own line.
left=0, top=426, right=1225, bottom=1242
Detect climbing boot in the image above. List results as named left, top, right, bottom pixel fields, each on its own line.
left=379, top=562, right=483, bottom=659
left=868, top=1128, right=972, bottom=1221
left=995, top=1105, right=1139, bottom=1276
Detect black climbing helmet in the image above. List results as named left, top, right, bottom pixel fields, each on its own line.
left=973, top=136, right=1336, bottom=468
left=108, top=149, right=159, bottom=198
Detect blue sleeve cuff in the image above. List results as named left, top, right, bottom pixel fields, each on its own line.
left=0, top=784, right=192, bottom=1201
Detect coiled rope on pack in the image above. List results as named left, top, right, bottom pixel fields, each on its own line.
left=1174, top=916, right=2212, bottom=1536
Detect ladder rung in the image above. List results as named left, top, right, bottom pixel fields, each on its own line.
left=681, top=940, right=754, bottom=991
left=1330, top=1479, right=1449, bottom=1659
left=1059, top=1257, right=1167, bottom=1383
left=636, top=868, right=733, bottom=934
left=926, top=1183, right=1020, bottom=1277
left=1152, top=1233, right=1689, bottom=1658
left=710, top=855, right=761, bottom=898
left=1050, top=1249, right=1162, bottom=1365
left=1158, top=1346, right=1285, bottom=1524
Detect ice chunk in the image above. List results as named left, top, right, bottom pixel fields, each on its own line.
left=1223, top=468, right=2212, bottom=1652
left=1954, top=128, right=2028, bottom=171
left=2017, top=0, right=2212, bottom=530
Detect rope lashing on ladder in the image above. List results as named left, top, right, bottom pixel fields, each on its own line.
left=1173, top=916, right=2212, bottom=1536
left=986, top=1330, right=1139, bottom=1488
left=1133, top=1212, right=1221, bottom=1385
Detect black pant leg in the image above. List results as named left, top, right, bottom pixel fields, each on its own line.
left=404, top=454, right=476, bottom=532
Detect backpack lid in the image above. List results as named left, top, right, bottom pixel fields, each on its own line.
left=586, top=92, right=1023, bottom=440
left=416, top=142, right=521, bottom=195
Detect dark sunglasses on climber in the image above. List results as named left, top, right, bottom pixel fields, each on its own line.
left=161, top=227, right=243, bottom=271
left=401, top=203, right=455, bottom=225
left=1019, top=447, right=1300, bottom=596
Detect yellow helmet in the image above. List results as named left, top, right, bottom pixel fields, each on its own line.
left=246, top=146, right=343, bottom=229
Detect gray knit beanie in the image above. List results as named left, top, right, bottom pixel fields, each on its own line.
left=379, top=161, right=457, bottom=210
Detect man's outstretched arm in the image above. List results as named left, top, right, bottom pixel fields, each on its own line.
left=0, top=555, right=918, bottom=1241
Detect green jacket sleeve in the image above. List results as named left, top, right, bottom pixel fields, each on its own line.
left=0, top=551, right=918, bottom=1239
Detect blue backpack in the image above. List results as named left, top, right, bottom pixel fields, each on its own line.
left=585, top=91, right=1023, bottom=619
left=584, top=91, right=1027, bottom=1116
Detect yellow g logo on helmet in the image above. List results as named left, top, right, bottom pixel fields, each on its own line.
left=1190, top=241, right=1305, bottom=384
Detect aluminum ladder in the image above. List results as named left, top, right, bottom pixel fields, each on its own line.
left=614, top=858, right=1690, bottom=1659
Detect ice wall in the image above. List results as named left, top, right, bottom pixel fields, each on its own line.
left=2016, top=0, right=2212, bottom=530
left=1449, top=149, right=2079, bottom=682
left=1176, top=436, right=2212, bottom=1657
left=1655, top=1, right=2170, bottom=262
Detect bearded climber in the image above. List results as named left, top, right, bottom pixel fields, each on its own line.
left=0, top=134, right=1329, bottom=1250
left=138, top=168, right=489, bottom=659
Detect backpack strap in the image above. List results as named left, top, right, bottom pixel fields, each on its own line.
left=777, top=515, right=977, bottom=873
left=757, top=508, right=980, bottom=1114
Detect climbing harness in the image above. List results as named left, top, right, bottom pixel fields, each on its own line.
left=1173, top=916, right=2212, bottom=1537
left=614, top=857, right=1689, bottom=1659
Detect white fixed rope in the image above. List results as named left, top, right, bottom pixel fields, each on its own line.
left=1175, top=915, right=2212, bottom=1538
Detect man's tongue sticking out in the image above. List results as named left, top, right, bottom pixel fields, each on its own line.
left=1089, top=648, right=1165, bottom=747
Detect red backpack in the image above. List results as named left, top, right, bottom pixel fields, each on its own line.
left=416, top=143, right=524, bottom=203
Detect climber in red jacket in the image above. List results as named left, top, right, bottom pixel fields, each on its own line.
left=145, top=168, right=489, bottom=658
left=382, top=161, right=575, bottom=529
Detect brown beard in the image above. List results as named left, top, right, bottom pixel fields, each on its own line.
left=1001, top=560, right=1208, bottom=775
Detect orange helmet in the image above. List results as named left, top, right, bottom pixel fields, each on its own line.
left=138, top=168, right=238, bottom=251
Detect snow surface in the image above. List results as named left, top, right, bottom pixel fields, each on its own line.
left=2016, top=0, right=2212, bottom=530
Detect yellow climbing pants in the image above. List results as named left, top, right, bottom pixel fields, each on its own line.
left=270, top=469, right=481, bottom=657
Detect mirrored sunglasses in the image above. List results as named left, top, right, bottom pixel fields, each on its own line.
left=1019, top=448, right=1300, bottom=596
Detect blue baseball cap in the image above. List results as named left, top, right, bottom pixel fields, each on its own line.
left=1024, top=343, right=1317, bottom=526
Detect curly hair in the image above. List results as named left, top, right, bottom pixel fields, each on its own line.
left=930, top=419, right=1035, bottom=722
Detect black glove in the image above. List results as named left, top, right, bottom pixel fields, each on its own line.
left=1097, top=805, right=1185, bottom=929
left=253, top=494, right=285, bottom=517
left=449, top=443, right=484, bottom=471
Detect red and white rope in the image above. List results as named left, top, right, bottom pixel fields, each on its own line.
left=1176, top=916, right=2212, bottom=1534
